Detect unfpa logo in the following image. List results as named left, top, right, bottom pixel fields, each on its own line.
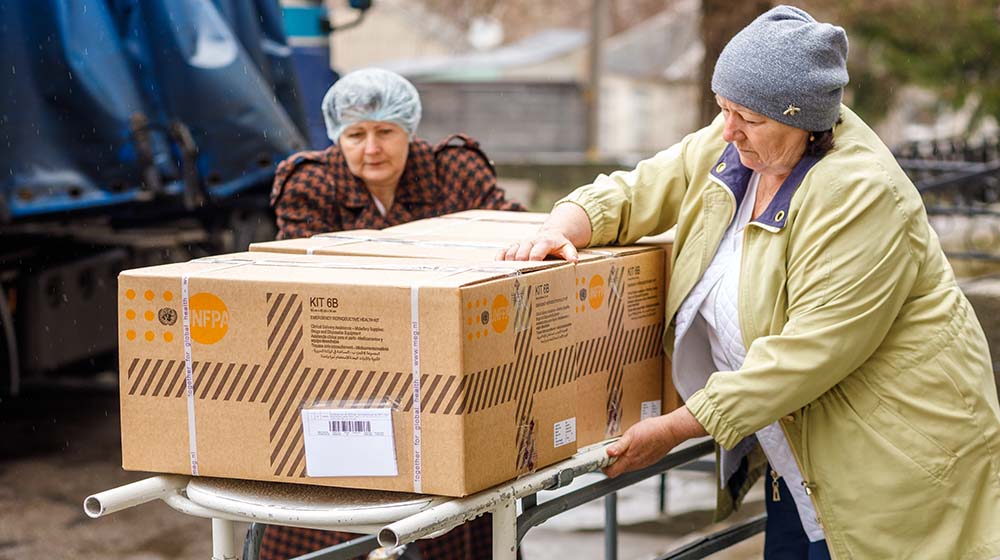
left=576, top=275, right=605, bottom=313
left=189, top=292, right=229, bottom=345
left=491, top=294, right=510, bottom=334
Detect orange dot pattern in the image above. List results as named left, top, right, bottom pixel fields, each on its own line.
left=464, top=295, right=492, bottom=341
left=122, top=286, right=177, bottom=344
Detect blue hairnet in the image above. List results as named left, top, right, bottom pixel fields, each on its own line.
left=321, top=68, right=422, bottom=144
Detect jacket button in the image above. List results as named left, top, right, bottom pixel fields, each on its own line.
left=781, top=415, right=794, bottom=423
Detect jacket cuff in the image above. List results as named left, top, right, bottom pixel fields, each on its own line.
left=685, top=389, right=745, bottom=450
left=554, top=193, right=611, bottom=247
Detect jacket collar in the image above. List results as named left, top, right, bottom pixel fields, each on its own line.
left=329, top=138, right=442, bottom=209
left=709, top=143, right=822, bottom=230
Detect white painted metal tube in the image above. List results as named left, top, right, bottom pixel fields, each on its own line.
left=212, top=518, right=238, bottom=560
left=83, top=475, right=190, bottom=518
left=492, top=497, right=517, bottom=560
left=378, top=442, right=615, bottom=548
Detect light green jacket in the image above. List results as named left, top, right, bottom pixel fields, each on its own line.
left=561, top=106, right=1000, bottom=559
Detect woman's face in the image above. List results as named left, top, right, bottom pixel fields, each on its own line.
left=717, top=96, right=808, bottom=178
left=339, top=121, right=410, bottom=190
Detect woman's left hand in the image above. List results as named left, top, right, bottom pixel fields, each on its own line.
left=603, top=416, right=679, bottom=478
left=603, top=406, right=709, bottom=478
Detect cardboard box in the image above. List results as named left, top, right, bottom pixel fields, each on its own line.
left=382, top=210, right=549, bottom=237
left=118, top=252, right=579, bottom=496
left=251, top=229, right=676, bottom=446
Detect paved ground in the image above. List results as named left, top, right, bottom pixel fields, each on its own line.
left=0, top=384, right=762, bottom=559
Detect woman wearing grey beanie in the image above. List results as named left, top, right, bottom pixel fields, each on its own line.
left=501, top=5, right=1000, bottom=559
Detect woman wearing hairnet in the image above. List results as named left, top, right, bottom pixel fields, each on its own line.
left=271, top=67, right=522, bottom=240
left=262, top=68, right=523, bottom=559
left=501, top=5, right=1000, bottom=559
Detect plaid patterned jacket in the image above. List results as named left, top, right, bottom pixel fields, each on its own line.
left=261, top=135, right=525, bottom=559
left=271, top=134, right=524, bottom=239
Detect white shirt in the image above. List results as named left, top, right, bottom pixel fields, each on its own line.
left=674, top=173, right=825, bottom=542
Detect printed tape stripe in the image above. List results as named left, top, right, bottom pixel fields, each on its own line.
left=129, top=359, right=153, bottom=395
left=270, top=366, right=314, bottom=465
left=511, top=357, right=532, bottom=421
left=495, top=364, right=510, bottom=408
left=268, top=351, right=306, bottom=440
left=490, top=364, right=509, bottom=410
left=514, top=355, right=539, bottom=421
left=384, top=371, right=405, bottom=407
left=639, top=324, right=656, bottom=360
left=355, top=370, right=378, bottom=404
left=138, top=359, right=163, bottom=396
left=585, top=339, right=600, bottom=376
left=270, top=368, right=320, bottom=468
left=422, top=375, right=443, bottom=411
left=266, top=342, right=305, bottom=414
left=606, top=329, right=631, bottom=391
left=470, top=371, right=487, bottom=413
left=223, top=364, right=248, bottom=401
left=266, top=292, right=285, bottom=333
left=338, top=370, right=365, bottom=404
left=429, top=376, right=455, bottom=413
left=252, top=299, right=303, bottom=401
left=199, top=362, right=223, bottom=400
left=299, top=367, right=325, bottom=409
left=127, top=358, right=140, bottom=380
left=464, top=371, right=480, bottom=413
left=309, top=367, right=336, bottom=405
left=152, top=360, right=179, bottom=397
left=607, top=330, right=631, bottom=396
left=236, top=364, right=261, bottom=402
left=465, top=370, right=483, bottom=412
left=212, top=362, right=239, bottom=401
left=393, top=375, right=410, bottom=412
left=173, top=364, right=189, bottom=398
left=270, top=357, right=310, bottom=440
left=248, top=348, right=284, bottom=403
left=481, top=369, right=499, bottom=412
left=367, top=371, right=391, bottom=407
left=552, top=347, right=569, bottom=389
left=213, top=363, right=237, bottom=401
left=129, top=359, right=156, bottom=395
left=269, top=294, right=299, bottom=350
left=445, top=375, right=467, bottom=414
left=627, top=325, right=647, bottom=363
left=260, top=324, right=304, bottom=403
left=270, top=361, right=313, bottom=457
left=539, top=351, right=555, bottom=392
left=323, top=368, right=352, bottom=405
left=275, top=422, right=304, bottom=476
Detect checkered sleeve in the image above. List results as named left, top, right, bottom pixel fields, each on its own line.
left=436, top=135, right=525, bottom=212
left=271, top=153, right=341, bottom=240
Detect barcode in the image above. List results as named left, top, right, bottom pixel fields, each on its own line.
left=329, top=420, right=372, bottom=433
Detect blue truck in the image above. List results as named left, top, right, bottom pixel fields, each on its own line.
left=0, top=0, right=368, bottom=394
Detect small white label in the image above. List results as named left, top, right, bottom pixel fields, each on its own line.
left=553, top=417, right=577, bottom=448
left=641, top=400, right=662, bottom=420
left=301, top=408, right=398, bottom=477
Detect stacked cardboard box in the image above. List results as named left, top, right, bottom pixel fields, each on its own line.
left=118, top=253, right=578, bottom=496
left=119, top=210, right=678, bottom=496
left=249, top=215, right=679, bottom=447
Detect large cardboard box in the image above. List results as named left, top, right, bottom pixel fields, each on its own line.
left=118, top=252, right=579, bottom=496
left=251, top=230, right=675, bottom=446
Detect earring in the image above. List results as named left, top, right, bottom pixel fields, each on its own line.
left=809, top=134, right=815, bottom=142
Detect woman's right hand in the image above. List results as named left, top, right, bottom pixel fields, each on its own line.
left=496, top=202, right=593, bottom=262
left=496, top=230, right=579, bottom=262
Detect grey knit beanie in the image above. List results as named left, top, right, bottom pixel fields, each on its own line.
left=711, top=5, right=848, bottom=131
